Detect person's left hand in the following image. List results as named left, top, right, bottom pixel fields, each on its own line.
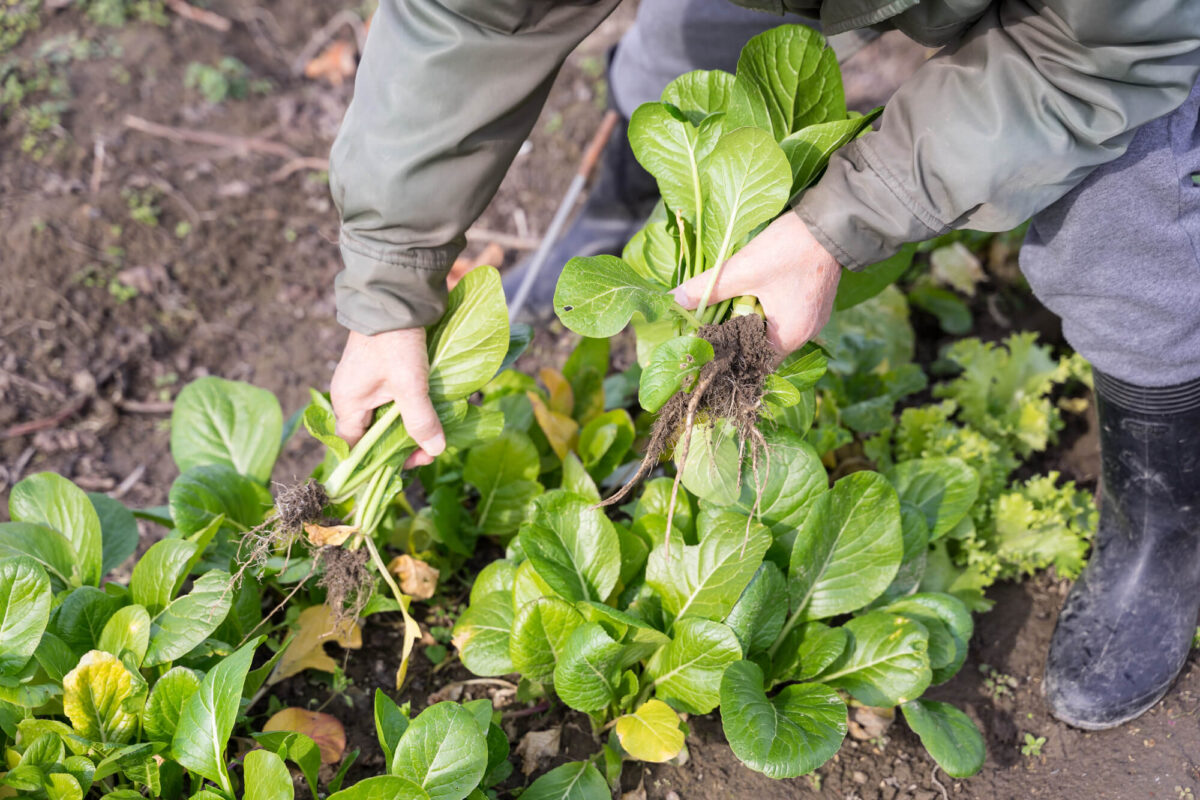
left=670, top=212, right=841, bottom=356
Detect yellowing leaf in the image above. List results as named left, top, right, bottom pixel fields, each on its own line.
left=528, top=392, right=578, bottom=461
left=303, top=523, right=358, bottom=547
left=615, top=699, right=685, bottom=763
left=264, top=708, right=346, bottom=764
left=63, top=650, right=141, bottom=745
left=387, top=555, right=440, bottom=601
left=303, top=39, right=357, bottom=86
left=271, top=605, right=362, bottom=683
left=539, top=368, right=574, bottom=416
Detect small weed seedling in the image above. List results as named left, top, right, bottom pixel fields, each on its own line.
left=1021, top=733, right=1046, bottom=758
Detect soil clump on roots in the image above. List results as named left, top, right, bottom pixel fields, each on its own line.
left=318, top=547, right=373, bottom=629
left=603, top=313, right=776, bottom=508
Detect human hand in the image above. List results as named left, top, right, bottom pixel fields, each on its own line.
left=331, top=328, right=445, bottom=469
left=671, top=213, right=840, bottom=355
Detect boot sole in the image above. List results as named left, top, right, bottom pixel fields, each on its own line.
left=1041, top=676, right=1172, bottom=731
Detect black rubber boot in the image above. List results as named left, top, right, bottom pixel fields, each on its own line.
left=1044, top=371, right=1200, bottom=729
left=502, top=110, right=659, bottom=322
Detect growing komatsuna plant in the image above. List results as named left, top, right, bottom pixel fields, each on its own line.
left=552, top=25, right=886, bottom=513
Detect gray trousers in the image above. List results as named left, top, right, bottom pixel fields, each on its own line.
left=1022, top=79, right=1200, bottom=387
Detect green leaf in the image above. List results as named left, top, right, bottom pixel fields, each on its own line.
left=464, top=431, right=543, bottom=537
left=628, top=103, right=720, bottom=221
left=62, top=650, right=141, bottom=745
left=0, top=522, right=77, bottom=592
left=521, top=761, right=609, bottom=800
left=97, top=604, right=151, bottom=666
left=172, top=638, right=260, bottom=792
left=553, top=623, right=624, bottom=713
left=719, top=660, right=846, bottom=778
left=639, top=335, right=715, bottom=413
left=143, top=570, right=233, bottom=667
left=44, top=773, right=83, bottom=800
left=555, top=255, right=678, bottom=338
left=909, top=282, right=973, bottom=335
left=634, top=478, right=695, bottom=542
left=168, top=465, right=271, bottom=537
left=577, top=409, right=636, bottom=481
left=519, top=492, right=620, bottom=604
left=252, top=731, right=321, bottom=798
left=775, top=343, right=827, bottom=392
left=788, top=471, right=903, bottom=619
left=427, top=265, right=510, bottom=404
left=54, top=586, right=123, bottom=654
left=452, top=589, right=515, bottom=677
left=512, top=559, right=555, bottom=612
left=483, top=722, right=512, bottom=788
left=10, top=472, right=103, bottom=586
left=0, top=557, right=51, bottom=676
left=623, top=220, right=679, bottom=286
left=390, top=701, right=488, bottom=800
left=724, top=561, right=787, bottom=657
left=88, top=493, right=139, bottom=577
left=469, top=561, right=516, bottom=605
left=900, top=700, right=985, bottom=778
left=661, top=69, right=735, bottom=123
left=834, top=244, right=916, bottom=312
left=730, top=427, right=826, bottom=561
left=170, top=377, right=283, bottom=484
left=33, top=631, right=77, bottom=683
left=645, top=510, right=770, bottom=624
left=884, top=593, right=973, bottom=684
left=780, top=111, right=879, bottom=199
left=677, top=419, right=742, bottom=506
left=615, top=699, right=685, bottom=763
left=562, top=452, right=601, bottom=503
left=303, top=390, right=350, bottom=460
left=698, top=126, right=791, bottom=269
left=499, top=322, right=534, bottom=375
left=885, top=458, right=980, bottom=540
left=244, top=749, right=294, bottom=800
left=131, top=539, right=198, bottom=615
left=646, top=618, right=741, bottom=714
left=327, top=776, right=430, bottom=800
left=373, top=689, right=408, bottom=767
left=771, top=621, right=848, bottom=683
left=727, top=25, right=844, bottom=141
left=818, top=611, right=931, bottom=707
left=510, top=597, right=586, bottom=683
left=142, top=666, right=201, bottom=742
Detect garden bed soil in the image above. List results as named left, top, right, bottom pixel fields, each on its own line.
left=3, top=3, right=1198, bottom=799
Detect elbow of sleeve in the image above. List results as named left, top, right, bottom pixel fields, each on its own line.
left=334, top=232, right=457, bottom=333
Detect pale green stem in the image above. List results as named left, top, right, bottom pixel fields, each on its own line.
left=324, top=403, right=406, bottom=497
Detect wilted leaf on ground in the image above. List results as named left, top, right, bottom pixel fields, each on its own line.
left=264, top=708, right=346, bottom=764
left=387, top=555, right=440, bottom=600
left=272, top=605, right=362, bottom=683
left=514, top=727, right=561, bottom=776
left=304, top=523, right=358, bottom=547
left=304, top=39, right=357, bottom=86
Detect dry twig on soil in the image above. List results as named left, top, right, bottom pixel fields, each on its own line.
left=163, top=0, right=232, bottom=31
left=123, top=115, right=301, bottom=160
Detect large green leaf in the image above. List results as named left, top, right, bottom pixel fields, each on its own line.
left=244, top=749, right=294, bottom=800
left=554, top=255, right=678, bottom=338
left=469, top=560, right=516, bottom=605
left=328, top=776, right=430, bottom=800
left=818, top=611, right=931, bottom=707
left=519, top=492, right=620, bottom=604
left=0, top=522, right=76, bottom=592
left=726, top=25, right=845, bottom=141
left=639, top=335, right=714, bottom=414
left=10, top=472, right=103, bottom=586
left=678, top=419, right=742, bottom=505
left=885, top=458, right=980, bottom=540
left=97, top=604, right=151, bottom=666
left=172, top=639, right=259, bottom=791
left=628, top=103, right=720, bottom=220
left=698, top=127, right=791, bottom=270
left=170, top=377, right=283, bottom=484
left=62, top=650, right=141, bottom=745
left=645, top=510, right=770, bottom=624
left=788, top=471, right=902, bottom=619
left=900, top=700, right=985, bottom=778
left=771, top=621, right=848, bottom=683
left=509, top=597, right=586, bottom=683
left=645, top=618, right=741, bottom=714
left=553, top=623, right=624, bottom=713
left=464, top=432, right=542, bottom=537
left=730, top=427, right=826, bottom=561
left=780, top=111, right=879, bottom=200
left=723, top=561, right=787, bottom=657
left=719, top=660, right=846, bottom=778
left=131, top=539, right=198, bottom=616
left=522, top=761, right=609, bottom=800
left=452, top=589, right=515, bottom=677
left=141, top=667, right=201, bottom=742
left=143, top=570, right=233, bottom=667
left=88, top=493, right=139, bottom=577
left=427, top=266, right=509, bottom=404
left=168, top=465, right=271, bottom=537
left=662, top=69, right=735, bottom=123
left=623, top=219, right=680, bottom=287
left=0, top=557, right=51, bottom=676
left=53, top=586, right=123, bottom=654
left=884, top=593, right=973, bottom=684
left=390, top=701, right=488, bottom=800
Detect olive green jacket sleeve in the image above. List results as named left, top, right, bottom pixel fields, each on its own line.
left=795, top=0, right=1200, bottom=269
left=329, top=0, right=619, bottom=334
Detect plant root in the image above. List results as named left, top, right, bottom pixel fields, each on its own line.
left=318, top=546, right=373, bottom=630
left=601, top=314, right=778, bottom=516
left=275, top=479, right=329, bottom=531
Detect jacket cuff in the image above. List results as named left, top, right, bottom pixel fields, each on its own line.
left=793, top=136, right=943, bottom=271
left=333, top=230, right=460, bottom=334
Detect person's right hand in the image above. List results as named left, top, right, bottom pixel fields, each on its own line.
left=331, top=328, right=446, bottom=469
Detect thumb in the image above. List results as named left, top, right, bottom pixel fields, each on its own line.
left=670, top=256, right=753, bottom=310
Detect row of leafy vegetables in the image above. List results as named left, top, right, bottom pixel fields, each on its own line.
left=0, top=23, right=1096, bottom=800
